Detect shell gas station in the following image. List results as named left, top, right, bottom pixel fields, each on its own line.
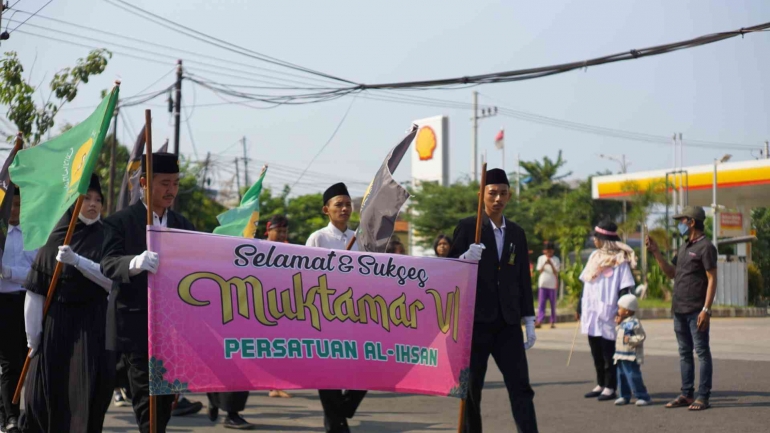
left=591, top=158, right=770, bottom=306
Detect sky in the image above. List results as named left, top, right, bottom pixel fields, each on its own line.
left=5, top=0, right=770, bottom=198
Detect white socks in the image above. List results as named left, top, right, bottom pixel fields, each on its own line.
left=592, top=385, right=602, bottom=393
left=601, top=387, right=615, bottom=396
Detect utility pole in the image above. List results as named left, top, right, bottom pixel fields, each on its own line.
left=234, top=157, right=242, bottom=201
left=173, top=60, right=183, bottom=157
left=107, top=106, right=119, bottom=215
left=472, top=91, right=478, bottom=182
left=0, top=2, right=9, bottom=42
left=470, top=91, right=498, bottom=182
left=242, top=136, right=249, bottom=186
left=765, top=141, right=769, bottom=159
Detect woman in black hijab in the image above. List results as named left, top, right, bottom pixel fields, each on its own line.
left=23, top=174, right=114, bottom=432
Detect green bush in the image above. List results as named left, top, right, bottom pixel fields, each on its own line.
left=646, top=259, right=670, bottom=300
left=560, top=252, right=584, bottom=308
left=748, top=263, right=763, bottom=306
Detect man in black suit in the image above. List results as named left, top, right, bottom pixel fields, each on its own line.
left=101, top=153, right=195, bottom=433
left=449, top=168, right=539, bottom=433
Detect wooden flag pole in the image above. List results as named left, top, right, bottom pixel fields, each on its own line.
left=144, top=109, right=158, bottom=433
left=456, top=162, right=487, bottom=433
left=13, top=195, right=85, bottom=404
left=345, top=235, right=357, bottom=251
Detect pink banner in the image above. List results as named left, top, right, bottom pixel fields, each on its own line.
left=147, top=228, right=478, bottom=398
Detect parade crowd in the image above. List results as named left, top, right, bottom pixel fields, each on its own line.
left=0, top=156, right=718, bottom=433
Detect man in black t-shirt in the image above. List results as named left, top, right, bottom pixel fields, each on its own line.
left=647, top=206, right=716, bottom=412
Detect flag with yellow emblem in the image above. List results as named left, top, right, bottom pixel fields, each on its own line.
left=213, top=165, right=267, bottom=238
left=9, top=85, right=119, bottom=250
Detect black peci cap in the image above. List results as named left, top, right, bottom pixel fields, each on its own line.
left=141, top=152, right=179, bottom=175
left=323, top=182, right=350, bottom=205
left=485, top=168, right=509, bottom=186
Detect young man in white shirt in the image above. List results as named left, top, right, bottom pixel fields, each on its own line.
left=535, top=241, right=560, bottom=328
left=305, top=182, right=362, bottom=433
left=0, top=188, right=38, bottom=433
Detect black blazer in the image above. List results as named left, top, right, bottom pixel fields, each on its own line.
left=449, top=214, right=535, bottom=325
left=101, top=201, right=195, bottom=353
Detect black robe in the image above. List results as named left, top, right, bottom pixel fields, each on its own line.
left=23, top=209, right=113, bottom=433
left=207, top=392, right=249, bottom=413
left=101, top=201, right=195, bottom=353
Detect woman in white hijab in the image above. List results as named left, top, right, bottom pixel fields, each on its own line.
left=577, top=220, right=637, bottom=402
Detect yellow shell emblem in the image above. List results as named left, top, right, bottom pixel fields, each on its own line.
left=415, top=126, right=437, bottom=161
left=69, top=138, right=94, bottom=187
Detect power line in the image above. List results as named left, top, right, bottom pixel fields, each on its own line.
left=356, top=22, right=770, bottom=90
left=9, top=0, right=52, bottom=33
left=5, top=17, right=338, bottom=91
left=291, top=96, right=357, bottom=188
left=7, top=8, right=341, bottom=88
left=358, top=91, right=758, bottom=151
left=102, top=0, right=356, bottom=85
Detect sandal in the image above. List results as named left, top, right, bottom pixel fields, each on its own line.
left=688, top=400, right=710, bottom=411
left=665, top=395, right=693, bottom=408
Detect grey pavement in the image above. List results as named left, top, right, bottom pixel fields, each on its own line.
left=103, top=317, right=770, bottom=432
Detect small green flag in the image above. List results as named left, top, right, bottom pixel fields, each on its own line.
left=213, top=166, right=267, bottom=238
left=9, top=86, right=119, bottom=251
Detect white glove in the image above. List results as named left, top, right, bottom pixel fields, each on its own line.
left=56, top=245, right=80, bottom=266
left=524, top=316, right=537, bottom=350
left=129, top=251, right=159, bottom=276
left=2, top=265, right=10, bottom=279
left=25, top=291, right=44, bottom=358
left=460, top=244, right=485, bottom=261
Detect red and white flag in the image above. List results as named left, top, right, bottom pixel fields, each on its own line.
left=494, top=128, right=504, bottom=150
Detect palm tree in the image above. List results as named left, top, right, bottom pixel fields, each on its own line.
left=515, top=150, right=572, bottom=196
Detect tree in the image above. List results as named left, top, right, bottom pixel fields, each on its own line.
left=175, top=159, right=226, bottom=233
left=407, top=181, right=479, bottom=249
left=751, top=207, right=770, bottom=301
left=0, top=49, right=111, bottom=144
left=517, top=150, right=572, bottom=197
left=94, top=134, right=130, bottom=212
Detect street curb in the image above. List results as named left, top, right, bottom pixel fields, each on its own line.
left=548, top=307, right=767, bottom=323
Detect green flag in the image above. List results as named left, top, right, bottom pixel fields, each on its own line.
left=213, top=166, right=267, bottom=238
left=9, top=86, right=119, bottom=251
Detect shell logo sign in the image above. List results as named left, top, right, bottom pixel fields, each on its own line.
left=415, top=126, right=437, bottom=161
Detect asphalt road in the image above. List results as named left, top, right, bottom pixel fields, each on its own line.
left=103, top=318, right=770, bottom=432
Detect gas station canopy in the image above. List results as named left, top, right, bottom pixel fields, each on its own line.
left=591, top=159, right=770, bottom=209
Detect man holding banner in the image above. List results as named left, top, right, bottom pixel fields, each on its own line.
left=306, top=182, right=364, bottom=433
left=449, top=168, right=539, bottom=433
left=101, top=153, right=195, bottom=433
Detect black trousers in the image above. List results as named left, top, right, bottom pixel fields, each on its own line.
left=207, top=392, right=249, bottom=413
left=318, top=389, right=367, bottom=432
left=123, top=352, right=175, bottom=433
left=588, top=336, right=616, bottom=390
left=0, top=293, right=26, bottom=422
left=464, top=319, right=538, bottom=433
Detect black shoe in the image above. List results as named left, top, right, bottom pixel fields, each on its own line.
left=223, top=413, right=255, bottom=430
left=207, top=403, right=219, bottom=422
left=171, top=397, right=204, bottom=416
left=598, top=392, right=618, bottom=401
left=324, top=417, right=350, bottom=433
left=584, top=390, right=602, bottom=398
left=4, top=417, right=18, bottom=433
